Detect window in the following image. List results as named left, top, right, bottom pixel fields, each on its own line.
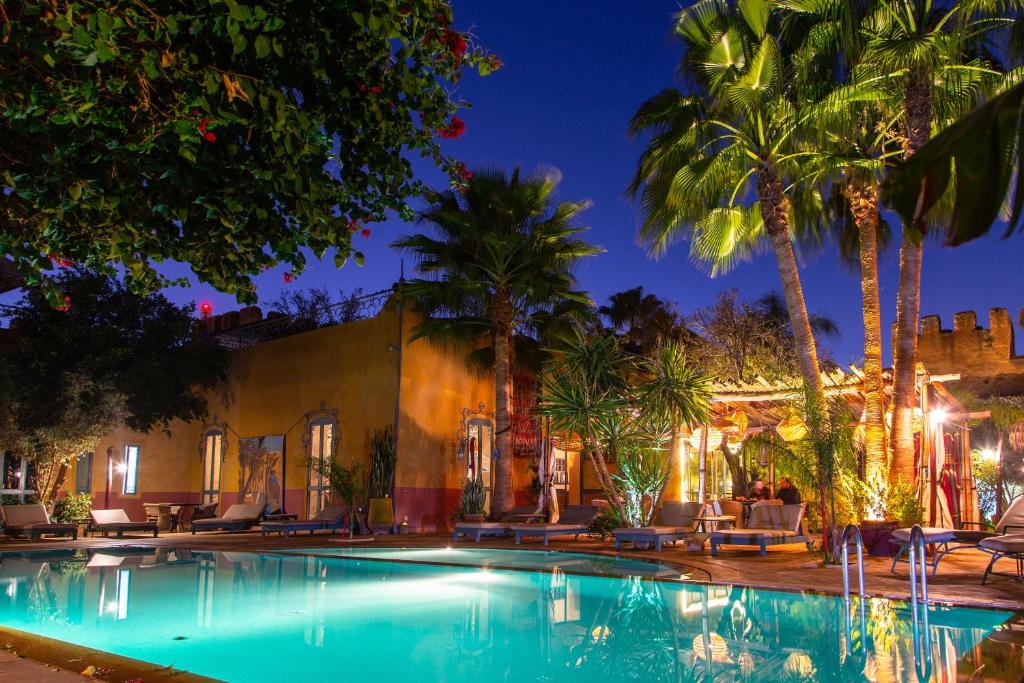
left=75, top=452, right=93, bottom=494
left=0, top=451, right=37, bottom=502
left=122, top=445, right=139, bottom=495
left=202, top=432, right=223, bottom=505
left=466, top=419, right=493, bottom=485
left=307, top=421, right=334, bottom=519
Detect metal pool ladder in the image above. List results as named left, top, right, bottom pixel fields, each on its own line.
left=840, top=524, right=868, bottom=655
left=840, top=524, right=865, bottom=602
left=906, top=524, right=929, bottom=608
left=907, top=525, right=932, bottom=681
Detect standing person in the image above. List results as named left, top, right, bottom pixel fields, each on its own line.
left=776, top=477, right=801, bottom=505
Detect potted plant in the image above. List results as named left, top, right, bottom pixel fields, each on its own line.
left=314, top=457, right=363, bottom=538
left=459, top=478, right=487, bottom=523
left=367, top=426, right=396, bottom=534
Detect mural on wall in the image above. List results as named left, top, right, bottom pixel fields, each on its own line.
left=238, top=435, right=285, bottom=513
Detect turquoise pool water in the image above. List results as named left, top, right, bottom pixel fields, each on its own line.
left=279, top=546, right=690, bottom=578
left=0, top=547, right=1015, bottom=682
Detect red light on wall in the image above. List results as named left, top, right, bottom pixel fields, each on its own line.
left=200, top=301, right=212, bottom=318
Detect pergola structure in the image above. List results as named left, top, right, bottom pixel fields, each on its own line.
left=681, top=365, right=985, bottom=527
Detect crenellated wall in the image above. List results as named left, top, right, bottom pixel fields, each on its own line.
left=916, top=308, right=1024, bottom=379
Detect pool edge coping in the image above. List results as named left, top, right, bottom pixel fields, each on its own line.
left=0, top=625, right=224, bottom=683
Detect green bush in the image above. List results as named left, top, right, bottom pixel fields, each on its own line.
left=459, top=478, right=487, bottom=517
left=885, top=480, right=924, bottom=527
left=51, top=493, right=92, bottom=523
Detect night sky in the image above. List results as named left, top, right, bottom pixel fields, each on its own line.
left=24, top=2, right=1024, bottom=366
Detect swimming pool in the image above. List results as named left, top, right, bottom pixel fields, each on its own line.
left=0, top=547, right=1016, bottom=681
left=278, top=546, right=692, bottom=578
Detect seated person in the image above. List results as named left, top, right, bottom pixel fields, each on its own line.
left=745, top=480, right=771, bottom=501
left=776, top=477, right=802, bottom=505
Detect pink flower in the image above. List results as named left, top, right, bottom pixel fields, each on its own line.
left=203, top=131, right=216, bottom=143
left=283, top=272, right=294, bottom=284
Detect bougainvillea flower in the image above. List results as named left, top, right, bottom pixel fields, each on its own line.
left=437, top=116, right=466, bottom=139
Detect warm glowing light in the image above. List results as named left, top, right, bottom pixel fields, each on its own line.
left=591, top=626, right=611, bottom=641
left=929, top=408, right=948, bottom=425
left=688, top=427, right=723, bottom=451
left=115, top=463, right=128, bottom=474
left=980, top=448, right=999, bottom=463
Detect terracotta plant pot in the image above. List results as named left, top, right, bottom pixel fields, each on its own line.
left=367, top=497, right=394, bottom=534
left=463, top=513, right=485, bottom=523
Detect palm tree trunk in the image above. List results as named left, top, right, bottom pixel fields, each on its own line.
left=890, top=68, right=933, bottom=484
left=847, top=179, right=887, bottom=485
left=757, top=163, right=824, bottom=398
left=492, top=288, right=514, bottom=517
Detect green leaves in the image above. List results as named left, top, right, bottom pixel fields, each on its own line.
left=0, top=0, right=499, bottom=302
left=881, top=81, right=1024, bottom=243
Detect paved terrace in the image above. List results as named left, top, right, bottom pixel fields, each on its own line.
left=2, top=530, right=1024, bottom=681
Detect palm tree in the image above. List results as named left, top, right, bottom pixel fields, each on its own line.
left=778, top=2, right=900, bottom=482
left=598, top=287, right=683, bottom=354
left=882, top=79, right=1024, bottom=244
left=537, top=333, right=711, bottom=522
left=628, top=0, right=827, bottom=400
left=856, top=0, right=1013, bottom=482
left=393, top=167, right=601, bottom=517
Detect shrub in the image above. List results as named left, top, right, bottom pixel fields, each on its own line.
left=51, top=492, right=92, bottom=523
left=885, top=479, right=924, bottom=527
left=459, top=478, right=487, bottom=517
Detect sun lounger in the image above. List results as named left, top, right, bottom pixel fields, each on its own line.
left=979, top=533, right=1024, bottom=584
left=452, top=505, right=535, bottom=542
left=511, top=505, right=600, bottom=546
left=89, top=509, right=159, bottom=538
left=191, top=503, right=264, bottom=533
left=612, top=501, right=704, bottom=551
left=710, top=503, right=806, bottom=556
left=1, top=504, right=78, bottom=541
left=261, top=505, right=347, bottom=536
left=890, top=495, right=1024, bottom=575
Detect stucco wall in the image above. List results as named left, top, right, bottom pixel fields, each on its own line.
left=69, top=300, right=534, bottom=530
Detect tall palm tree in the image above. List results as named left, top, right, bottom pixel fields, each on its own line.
left=882, top=80, right=1024, bottom=243
left=628, top=0, right=827, bottom=400
left=778, top=0, right=900, bottom=482
left=857, top=0, right=1013, bottom=482
left=393, top=167, right=601, bottom=517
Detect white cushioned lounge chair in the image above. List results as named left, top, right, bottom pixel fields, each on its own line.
left=191, top=503, right=265, bottom=533
left=612, top=501, right=704, bottom=551
left=890, top=495, right=1024, bottom=576
left=1, top=504, right=77, bottom=541
left=710, top=503, right=806, bottom=556
left=511, top=505, right=600, bottom=546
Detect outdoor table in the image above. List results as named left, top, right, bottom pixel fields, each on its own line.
left=696, top=514, right=736, bottom=532
left=151, top=502, right=200, bottom=531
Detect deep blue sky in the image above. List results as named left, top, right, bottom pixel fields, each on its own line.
left=27, top=2, right=1024, bottom=365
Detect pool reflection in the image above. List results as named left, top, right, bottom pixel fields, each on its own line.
left=0, top=548, right=1017, bottom=682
